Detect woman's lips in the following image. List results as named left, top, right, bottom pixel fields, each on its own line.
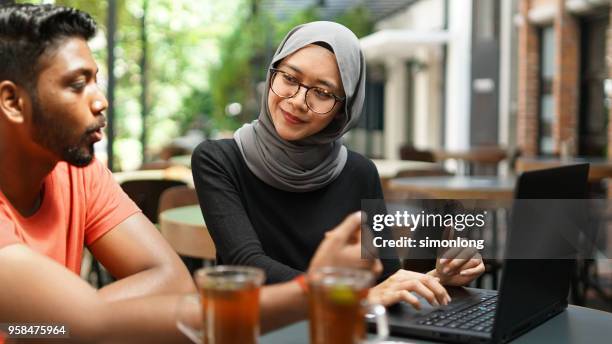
left=281, top=109, right=306, bottom=125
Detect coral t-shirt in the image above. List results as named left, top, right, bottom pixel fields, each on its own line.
left=0, top=158, right=141, bottom=274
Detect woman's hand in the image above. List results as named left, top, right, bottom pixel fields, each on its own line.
left=308, top=212, right=383, bottom=276
left=428, top=247, right=485, bottom=286
left=368, top=269, right=451, bottom=309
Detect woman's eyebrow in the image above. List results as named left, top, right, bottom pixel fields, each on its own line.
left=282, top=63, right=338, bottom=90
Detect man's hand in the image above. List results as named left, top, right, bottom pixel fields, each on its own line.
left=308, top=211, right=383, bottom=276
left=368, top=269, right=450, bottom=309
left=428, top=247, right=485, bottom=286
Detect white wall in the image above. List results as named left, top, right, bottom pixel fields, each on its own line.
left=373, top=0, right=446, bottom=159
left=499, top=0, right=520, bottom=150
left=444, top=0, right=473, bottom=151
left=383, top=58, right=408, bottom=159
left=376, top=0, right=445, bottom=31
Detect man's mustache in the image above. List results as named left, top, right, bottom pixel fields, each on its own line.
left=85, top=118, right=107, bottom=135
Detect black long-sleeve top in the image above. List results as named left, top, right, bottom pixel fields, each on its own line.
left=191, top=139, right=399, bottom=284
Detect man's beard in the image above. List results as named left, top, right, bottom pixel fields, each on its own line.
left=31, top=97, right=98, bottom=167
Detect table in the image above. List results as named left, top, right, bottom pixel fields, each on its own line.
left=169, top=154, right=192, bottom=168
left=113, top=167, right=194, bottom=187
left=260, top=305, right=612, bottom=343
left=158, top=205, right=215, bottom=260
left=516, top=156, right=612, bottom=182
left=388, top=176, right=515, bottom=200
left=433, top=147, right=507, bottom=175
left=371, top=159, right=447, bottom=192
left=372, top=160, right=444, bottom=179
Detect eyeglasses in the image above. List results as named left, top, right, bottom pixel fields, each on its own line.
left=269, top=68, right=345, bottom=115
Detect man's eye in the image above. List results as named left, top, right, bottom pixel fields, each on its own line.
left=70, top=81, right=86, bottom=91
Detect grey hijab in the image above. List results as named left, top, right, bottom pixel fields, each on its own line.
left=234, top=21, right=366, bottom=192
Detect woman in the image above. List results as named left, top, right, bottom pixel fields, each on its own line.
left=192, top=21, right=484, bottom=308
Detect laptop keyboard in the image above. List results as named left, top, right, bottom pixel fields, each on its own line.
left=417, top=294, right=498, bottom=333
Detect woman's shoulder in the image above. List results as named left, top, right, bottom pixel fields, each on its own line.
left=192, top=139, right=241, bottom=168
left=345, top=149, right=379, bottom=178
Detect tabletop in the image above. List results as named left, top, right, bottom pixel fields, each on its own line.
left=158, top=205, right=215, bottom=259
left=388, top=176, right=516, bottom=200
left=169, top=154, right=192, bottom=168
left=260, top=305, right=612, bottom=344
left=113, top=166, right=194, bottom=186
left=372, top=159, right=444, bottom=179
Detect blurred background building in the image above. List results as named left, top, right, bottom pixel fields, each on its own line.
left=13, top=0, right=610, bottom=168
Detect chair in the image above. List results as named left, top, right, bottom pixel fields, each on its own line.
left=158, top=185, right=199, bottom=214
left=120, top=179, right=187, bottom=223
left=399, top=144, right=436, bottom=162
left=138, top=160, right=175, bottom=170
left=434, top=146, right=507, bottom=175
left=158, top=186, right=216, bottom=272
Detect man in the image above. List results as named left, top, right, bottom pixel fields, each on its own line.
left=0, top=5, right=385, bottom=342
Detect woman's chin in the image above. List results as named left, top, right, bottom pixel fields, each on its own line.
left=274, top=123, right=306, bottom=141
left=277, top=130, right=303, bottom=142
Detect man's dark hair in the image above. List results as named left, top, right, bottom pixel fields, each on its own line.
left=0, top=3, right=97, bottom=90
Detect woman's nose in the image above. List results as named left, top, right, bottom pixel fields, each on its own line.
left=287, top=86, right=309, bottom=112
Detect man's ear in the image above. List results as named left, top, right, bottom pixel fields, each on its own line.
left=0, top=81, right=27, bottom=124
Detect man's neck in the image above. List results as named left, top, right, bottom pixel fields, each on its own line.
left=0, top=145, right=57, bottom=217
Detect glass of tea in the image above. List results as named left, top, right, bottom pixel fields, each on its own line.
left=308, top=267, right=389, bottom=344
left=176, top=265, right=265, bottom=344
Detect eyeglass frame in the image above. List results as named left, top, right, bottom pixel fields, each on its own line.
left=268, top=68, right=345, bottom=115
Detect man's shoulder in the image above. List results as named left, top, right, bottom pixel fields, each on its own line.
left=51, top=159, right=110, bottom=186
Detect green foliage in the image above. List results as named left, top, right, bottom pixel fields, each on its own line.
left=273, top=6, right=321, bottom=44
left=207, top=5, right=322, bottom=128
left=15, top=0, right=375, bottom=168
left=19, top=0, right=243, bottom=169
left=334, top=4, right=374, bottom=38
left=207, top=3, right=373, bottom=130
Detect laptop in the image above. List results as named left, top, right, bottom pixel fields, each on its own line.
left=380, top=164, right=590, bottom=343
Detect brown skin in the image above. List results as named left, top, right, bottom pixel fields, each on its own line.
left=0, top=213, right=378, bottom=342
left=0, top=37, right=193, bottom=342
left=0, top=37, right=381, bottom=341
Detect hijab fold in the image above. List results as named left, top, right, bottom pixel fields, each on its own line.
left=234, top=21, right=366, bottom=192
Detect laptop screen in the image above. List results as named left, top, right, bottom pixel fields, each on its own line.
left=493, top=164, right=589, bottom=342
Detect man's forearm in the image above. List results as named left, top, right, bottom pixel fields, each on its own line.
left=97, top=266, right=195, bottom=302
left=98, top=294, right=194, bottom=344
left=260, top=279, right=308, bottom=333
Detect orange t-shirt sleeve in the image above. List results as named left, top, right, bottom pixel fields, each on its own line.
left=84, top=160, right=141, bottom=245
left=0, top=216, right=20, bottom=250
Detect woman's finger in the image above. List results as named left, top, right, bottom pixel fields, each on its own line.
left=459, top=262, right=486, bottom=276
left=402, top=280, right=439, bottom=307
left=396, top=290, right=421, bottom=310
left=439, top=247, right=463, bottom=263
left=442, top=250, right=480, bottom=273
left=422, top=276, right=451, bottom=305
